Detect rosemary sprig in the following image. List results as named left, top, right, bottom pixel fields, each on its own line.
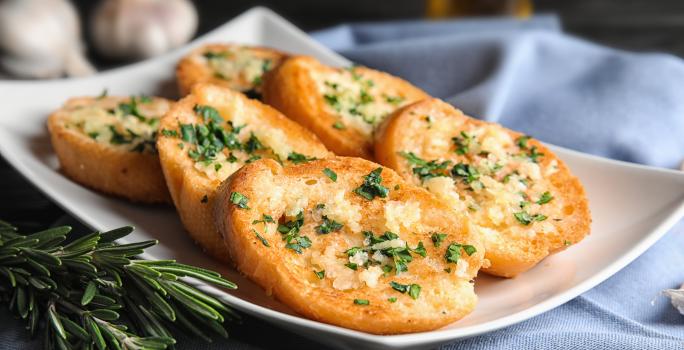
left=0, top=220, right=238, bottom=349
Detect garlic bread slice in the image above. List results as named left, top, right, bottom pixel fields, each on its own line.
left=375, top=98, right=591, bottom=277
left=176, top=44, right=287, bottom=97
left=215, top=157, right=485, bottom=334
left=157, top=83, right=330, bottom=261
left=262, top=56, right=429, bottom=160
left=47, top=95, right=172, bottom=203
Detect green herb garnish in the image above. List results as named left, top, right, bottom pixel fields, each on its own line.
left=193, top=104, right=223, bottom=124
left=431, top=233, right=447, bottom=247
left=314, top=270, right=325, bottom=279
left=353, top=168, right=389, bottom=200
left=229, top=192, right=250, bottom=209
left=287, top=152, right=316, bottom=164
left=399, top=152, right=451, bottom=181
left=452, top=131, right=473, bottom=155
left=278, top=212, right=311, bottom=254
left=513, top=211, right=547, bottom=225
left=252, top=229, right=270, bottom=247
left=445, top=243, right=477, bottom=264
left=315, top=216, right=344, bottom=234
left=322, top=168, right=337, bottom=182
left=537, top=191, right=554, bottom=205
left=353, top=299, right=369, bottom=306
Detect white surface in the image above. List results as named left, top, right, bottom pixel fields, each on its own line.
left=1, top=7, right=684, bottom=350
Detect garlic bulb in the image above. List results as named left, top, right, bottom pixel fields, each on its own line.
left=91, top=0, right=198, bottom=60
left=0, top=0, right=95, bottom=79
left=662, top=283, right=684, bottom=315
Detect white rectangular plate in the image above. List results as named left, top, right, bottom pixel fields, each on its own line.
left=1, top=7, right=684, bottom=350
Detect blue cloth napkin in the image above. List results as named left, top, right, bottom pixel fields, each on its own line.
left=312, top=15, right=684, bottom=350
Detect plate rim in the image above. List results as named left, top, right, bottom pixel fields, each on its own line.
left=1, top=6, right=684, bottom=348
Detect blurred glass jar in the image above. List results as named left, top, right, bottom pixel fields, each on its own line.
left=426, top=0, right=533, bottom=18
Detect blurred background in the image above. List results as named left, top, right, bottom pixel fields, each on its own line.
left=2, top=0, right=684, bottom=78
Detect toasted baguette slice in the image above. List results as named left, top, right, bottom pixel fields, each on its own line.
left=215, top=157, right=485, bottom=334
left=47, top=95, right=172, bottom=203
left=262, top=56, right=429, bottom=160
left=375, top=98, right=591, bottom=277
left=157, top=83, right=330, bottom=261
left=176, top=44, right=288, bottom=97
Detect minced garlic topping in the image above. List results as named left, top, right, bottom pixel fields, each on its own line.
left=315, top=67, right=410, bottom=136
left=401, top=123, right=562, bottom=242
left=64, top=97, right=167, bottom=154
left=202, top=48, right=273, bottom=89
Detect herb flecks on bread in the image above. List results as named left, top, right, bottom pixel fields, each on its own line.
left=157, top=83, right=329, bottom=261
left=375, top=98, right=591, bottom=277
left=215, top=157, right=485, bottom=334
left=47, top=95, right=172, bottom=203
left=262, top=56, right=429, bottom=159
left=176, top=44, right=287, bottom=97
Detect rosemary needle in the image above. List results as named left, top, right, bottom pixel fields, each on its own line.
left=0, top=220, right=238, bottom=350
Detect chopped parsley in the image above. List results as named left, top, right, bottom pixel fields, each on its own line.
left=431, top=233, right=447, bottom=247
left=278, top=212, right=311, bottom=254
left=513, top=211, right=547, bottom=225
left=390, top=281, right=409, bottom=293
left=353, top=299, right=369, bottom=306
left=564, top=240, right=572, bottom=246
left=388, top=297, right=397, bottom=303
left=252, top=229, right=270, bottom=247
left=193, top=104, right=223, bottom=124
left=323, top=94, right=341, bottom=111
left=516, top=135, right=531, bottom=149
left=408, top=284, right=421, bottom=300
left=229, top=192, right=250, bottom=209
left=315, top=216, right=344, bottom=234
left=322, top=168, right=337, bottom=182
left=287, top=152, right=316, bottom=164
left=399, top=152, right=451, bottom=181
left=161, top=129, right=178, bottom=137
left=410, top=242, right=427, bottom=257
left=452, top=131, right=474, bottom=155
left=345, top=263, right=358, bottom=270
left=252, top=214, right=275, bottom=226
left=244, top=133, right=263, bottom=153
left=203, top=51, right=228, bottom=60
left=528, top=146, right=544, bottom=163
left=384, top=95, right=404, bottom=105
left=451, top=163, right=480, bottom=184
left=444, top=243, right=477, bottom=264
left=353, top=167, right=389, bottom=200
left=314, top=270, right=325, bottom=279
left=537, top=191, right=554, bottom=205
left=389, top=281, right=421, bottom=300
left=117, top=96, right=148, bottom=122
left=332, top=121, right=345, bottom=129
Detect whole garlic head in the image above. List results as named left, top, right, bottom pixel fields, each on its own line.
left=92, top=0, right=198, bottom=60
left=0, top=0, right=94, bottom=78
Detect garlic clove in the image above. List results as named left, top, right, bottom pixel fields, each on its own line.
left=91, top=0, right=198, bottom=60
left=0, top=0, right=95, bottom=78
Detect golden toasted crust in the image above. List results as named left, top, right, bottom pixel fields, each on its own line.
left=215, top=157, right=485, bottom=334
left=375, top=98, right=591, bottom=277
left=262, top=56, right=429, bottom=160
left=47, top=96, right=172, bottom=203
left=157, top=83, right=330, bottom=262
left=176, top=44, right=288, bottom=97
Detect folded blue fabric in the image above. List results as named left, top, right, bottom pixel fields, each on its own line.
left=311, top=16, right=684, bottom=350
